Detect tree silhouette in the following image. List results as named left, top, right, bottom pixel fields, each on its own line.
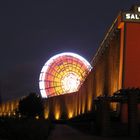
left=18, top=93, right=44, bottom=118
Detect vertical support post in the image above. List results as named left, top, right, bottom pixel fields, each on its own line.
left=120, top=102, right=128, bottom=123
left=101, top=99, right=111, bottom=136
left=128, top=91, right=139, bottom=136
left=95, top=100, right=102, bottom=135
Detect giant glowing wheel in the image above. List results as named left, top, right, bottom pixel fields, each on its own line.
left=39, top=52, right=92, bottom=98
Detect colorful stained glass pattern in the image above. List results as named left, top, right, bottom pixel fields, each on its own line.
left=39, top=52, right=92, bottom=98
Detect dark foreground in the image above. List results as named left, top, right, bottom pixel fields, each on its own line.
left=48, top=124, right=140, bottom=140
left=0, top=118, right=53, bottom=140
left=0, top=118, right=140, bottom=140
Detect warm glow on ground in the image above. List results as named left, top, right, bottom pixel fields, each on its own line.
left=68, top=111, right=74, bottom=119
left=44, top=110, right=49, bottom=119
left=35, top=115, right=39, bottom=119
left=55, top=111, right=61, bottom=120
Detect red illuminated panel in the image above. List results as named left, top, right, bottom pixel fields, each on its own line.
left=124, top=23, right=140, bottom=88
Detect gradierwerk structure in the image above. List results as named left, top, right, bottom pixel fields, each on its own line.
left=0, top=5, right=140, bottom=136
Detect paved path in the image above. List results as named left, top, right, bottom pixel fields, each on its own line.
left=48, top=124, right=139, bottom=140
left=48, top=124, right=94, bottom=140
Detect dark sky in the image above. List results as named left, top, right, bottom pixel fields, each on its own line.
left=0, top=0, right=139, bottom=101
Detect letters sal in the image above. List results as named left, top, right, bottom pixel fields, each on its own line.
left=126, top=13, right=140, bottom=20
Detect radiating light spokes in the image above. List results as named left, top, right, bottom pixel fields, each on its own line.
left=61, top=72, right=81, bottom=93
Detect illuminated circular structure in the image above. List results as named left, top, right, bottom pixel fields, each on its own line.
left=39, top=52, right=92, bottom=98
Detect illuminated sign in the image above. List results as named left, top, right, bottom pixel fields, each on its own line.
left=125, top=13, right=140, bottom=20
left=122, top=6, right=140, bottom=22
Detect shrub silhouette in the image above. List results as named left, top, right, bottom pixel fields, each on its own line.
left=18, top=93, right=44, bottom=118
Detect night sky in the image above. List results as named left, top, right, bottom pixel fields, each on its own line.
left=0, top=0, right=139, bottom=101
